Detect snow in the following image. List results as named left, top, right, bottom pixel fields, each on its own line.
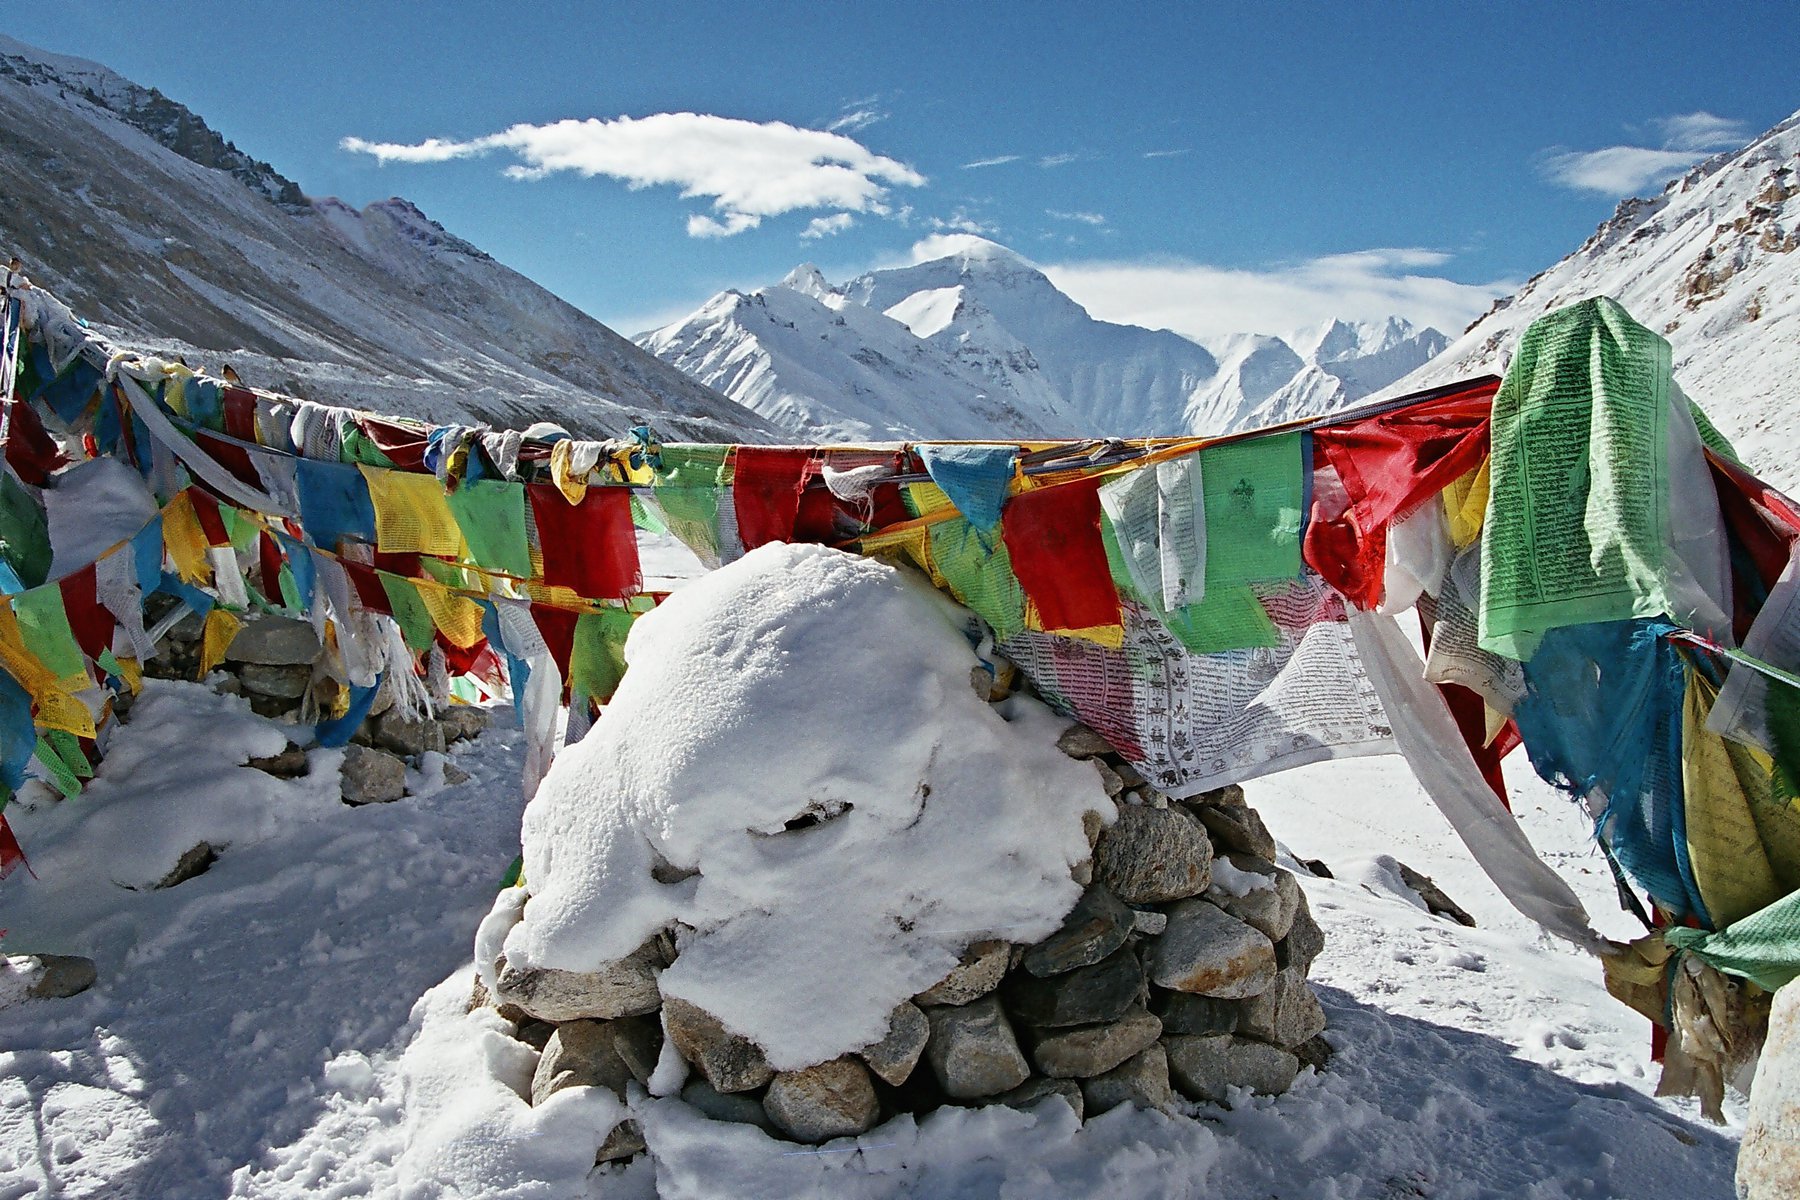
left=503, top=543, right=1110, bottom=1069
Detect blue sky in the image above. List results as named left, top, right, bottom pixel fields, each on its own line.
left=6, top=2, right=1797, bottom=341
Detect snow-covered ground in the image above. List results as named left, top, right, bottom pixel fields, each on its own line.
left=0, top=599, right=1744, bottom=1199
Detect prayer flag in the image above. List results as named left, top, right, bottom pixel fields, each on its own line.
left=917, top=445, right=1017, bottom=537
left=528, top=484, right=640, bottom=600
left=1201, top=432, right=1305, bottom=587
left=359, top=465, right=465, bottom=557
left=296, top=460, right=377, bottom=550
left=732, top=447, right=816, bottom=550
left=448, top=479, right=531, bottom=578
left=1002, top=477, right=1121, bottom=635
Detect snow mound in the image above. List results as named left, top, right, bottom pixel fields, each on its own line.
left=501, top=543, right=1112, bottom=1069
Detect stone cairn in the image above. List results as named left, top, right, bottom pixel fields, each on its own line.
left=471, top=657, right=1329, bottom=1159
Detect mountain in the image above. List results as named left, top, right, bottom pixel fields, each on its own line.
left=0, top=35, right=774, bottom=443
left=1393, top=107, right=1800, bottom=492
left=639, top=237, right=1449, bottom=442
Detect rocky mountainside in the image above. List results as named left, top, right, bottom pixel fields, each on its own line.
left=1393, top=107, right=1800, bottom=491
left=0, top=35, right=774, bottom=443
left=639, top=237, right=1448, bottom=442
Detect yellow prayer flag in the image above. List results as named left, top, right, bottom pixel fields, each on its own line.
left=550, top=440, right=589, bottom=505
left=359, top=466, right=467, bottom=557
left=415, top=578, right=487, bottom=649
left=163, top=493, right=215, bottom=585
left=198, top=608, right=242, bottom=678
left=1442, top=459, right=1489, bottom=549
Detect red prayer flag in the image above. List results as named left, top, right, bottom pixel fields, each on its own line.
left=258, top=532, right=285, bottom=603
left=0, top=811, right=33, bottom=881
left=196, top=431, right=264, bottom=490
left=359, top=417, right=433, bottom=471
left=2, top=398, right=69, bottom=486
left=732, top=448, right=817, bottom=550
left=530, top=603, right=579, bottom=681
left=529, top=485, right=641, bottom=600
left=187, top=490, right=232, bottom=547
left=58, top=564, right=115, bottom=661
left=342, top=561, right=391, bottom=615
left=222, top=387, right=260, bottom=442
left=1002, top=477, right=1121, bottom=633
left=1709, top=453, right=1800, bottom=642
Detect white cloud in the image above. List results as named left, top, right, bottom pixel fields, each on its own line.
left=1040, top=248, right=1517, bottom=342
left=927, top=208, right=998, bottom=235
left=342, top=112, right=925, bottom=238
left=1038, top=153, right=1078, bottom=168
left=800, top=213, right=856, bottom=239
left=961, top=154, right=1021, bottom=169
left=1047, top=209, right=1106, bottom=226
left=827, top=107, right=885, bottom=133
left=909, top=233, right=1016, bottom=264
left=1538, top=110, right=1749, bottom=196
left=1142, top=148, right=1190, bottom=159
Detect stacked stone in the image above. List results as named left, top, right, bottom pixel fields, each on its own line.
left=473, top=695, right=1328, bottom=1157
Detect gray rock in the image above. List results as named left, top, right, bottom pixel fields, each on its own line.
left=1082, top=809, right=1105, bottom=850
left=1093, top=805, right=1212, bottom=903
left=1029, top=1005, right=1163, bottom=1078
left=924, top=995, right=1030, bottom=1099
left=237, top=662, right=312, bottom=700
left=1187, top=783, right=1245, bottom=807
left=1092, top=759, right=1125, bottom=798
left=860, top=1001, right=929, bottom=1086
left=1021, top=885, right=1133, bottom=977
left=155, top=842, right=217, bottom=889
left=439, top=706, right=490, bottom=742
left=1081, top=1043, right=1175, bottom=1114
left=1194, top=803, right=1279, bottom=861
left=515, top=1020, right=555, bottom=1051
left=1111, top=758, right=1145, bottom=789
left=595, top=1119, right=645, bottom=1163
left=662, top=996, right=774, bottom=1093
left=609, top=1013, right=663, bottom=1086
left=764, top=1057, right=881, bottom=1143
left=1208, top=853, right=1300, bottom=942
left=25, top=954, right=96, bottom=1000
left=442, top=762, right=472, bottom=786
left=1056, top=723, right=1114, bottom=758
left=1238, top=969, right=1327, bottom=1049
left=1293, top=1035, right=1334, bottom=1074
left=1165, top=1035, right=1300, bottom=1103
left=916, top=939, right=1010, bottom=1006
left=682, top=1079, right=778, bottom=1132
left=1276, top=892, right=1325, bottom=975
left=224, top=616, right=320, bottom=666
left=532, top=1019, right=634, bottom=1104
left=1397, top=862, right=1476, bottom=927
left=246, top=743, right=308, bottom=778
left=1131, top=909, right=1168, bottom=935
left=1151, top=990, right=1240, bottom=1036
left=373, top=712, right=446, bottom=757
left=1004, top=944, right=1144, bottom=1028
left=495, top=941, right=664, bottom=1023
left=996, top=1076, right=1084, bottom=1119
left=339, top=744, right=406, bottom=805
left=1149, top=899, right=1277, bottom=999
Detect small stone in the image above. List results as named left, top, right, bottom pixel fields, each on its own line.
left=595, top=1119, right=646, bottom=1164
left=1056, top=723, right=1113, bottom=759
left=24, top=954, right=97, bottom=1000
left=682, top=1078, right=778, bottom=1132
left=1149, top=899, right=1277, bottom=999
left=441, top=762, right=471, bottom=786
left=1298, top=857, right=1334, bottom=879
left=996, top=1076, right=1084, bottom=1120
left=608, top=1013, right=663, bottom=1086
left=1092, top=759, right=1125, bottom=798
left=1110, top=758, right=1145, bottom=789
left=1293, top=1035, right=1334, bottom=1074
left=1237, top=968, right=1327, bottom=1049
left=1276, top=893, right=1325, bottom=975
left=860, top=1002, right=929, bottom=1086
left=339, top=744, right=407, bottom=805
left=373, top=712, right=446, bottom=758
left=532, top=1020, right=634, bottom=1104
left=764, top=1057, right=881, bottom=1143
left=1029, top=1005, right=1162, bottom=1078
left=1021, top=885, right=1133, bottom=977
left=1004, top=944, right=1144, bottom=1028
left=1164, top=1035, right=1300, bottom=1103
left=515, top=1020, right=555, bottom=1051
left=1188, top=783, right=1245, bottom=807
left=1082, top=809, right=1105, bottom=849
left=916, top=939, right=1010, bottom=1006
left=662, top=996, right=774, bottom=1093
left=237, top=662, right=312, bottom=700
left=246, top=744, right=308, bottom=778
left=1093, top=806, right=1212, bottom=904
left=439, top=706, right=490, bottom=742
left=495, top=941, right=664, bottom=1023
left=1081, top=1043, right=1174, bottom=1114
left=1131, top=909, right=1168, bottom=935
left=1194, top=803, right=1278, bottom=861
left=155, top=842, right=217, bottom=889
left=1397, top=862, right=1476, bottom=927
left=1208, top=854, right=1300, bottom=942
left=224, top=616, right=320, bottom=666
left=924, top=995, right=1030, bottom=1099
left=1151, top=990, right=1241, bottom=1036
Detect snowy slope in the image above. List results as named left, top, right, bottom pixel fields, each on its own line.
left=640, top=239, right=1450, bottom=443
left=0, top=35, right=774, bottom=443
left=1393, top=107, right=1800, bottom=492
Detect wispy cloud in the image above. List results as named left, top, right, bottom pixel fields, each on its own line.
left=927, top=208, right=998, bottom=236
left=1038, top=153, right=1078, bottom=168
left=827, top=107, right=885, bottom=133
left=800, top=212, right=856, bottom=239
left=342, top=112, right=925, bottom=238
left=1142, top=148, right=1190, bottom=159
left=961, top=154, right=1021, bottom=169
left=1047, top=209, right=1106, bottom=226
left=1041, top=248, right=1517, bottom=342
left=1538, top=110, right=1749, bottom=196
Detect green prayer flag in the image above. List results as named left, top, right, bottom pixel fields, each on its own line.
left=569, top=608, right=635, bottom=704
left=630, top=494, right=668, bottom=536
left=33, top=736, right=81, bottom=798
left=1100, top=518, right=1276, bottom=654
left=338, top=427, right=397, bottom=468
left=378, top=573, right=436, bottom=652
left=1666, top=887, right=1800, bottom=992
left=653, top=446, right=730, bottom=568
left=929, top=517, right=1027, bottom=641
left=0, top=472, right=52, bottom=589
left=447, top=479, right=532, bottom=578
left=12, top=585, right=87, bottom=680
left=1200, top=432, right=1303, bottom=587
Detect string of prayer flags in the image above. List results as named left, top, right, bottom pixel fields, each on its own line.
left=528, top=484, right=640, bottom=600
left=732, top=447, right=817, bottom=551
left=1002, top=476, right=1121, bottom=637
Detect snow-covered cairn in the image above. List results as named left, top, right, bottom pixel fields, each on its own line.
left=471, top=543, right=1327, bottom=1155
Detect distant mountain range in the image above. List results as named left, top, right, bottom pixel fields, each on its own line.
left=1391, top=107, right=1800, bottom=492
left=0, top=34, right=774, bottom=442
left=637, top=238, right=1448, bottom=442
